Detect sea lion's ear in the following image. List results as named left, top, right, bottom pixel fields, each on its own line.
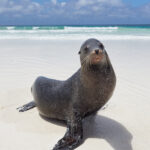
left=78, top=51, right=81, bottom=54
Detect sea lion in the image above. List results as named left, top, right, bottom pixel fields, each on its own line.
left=17, top=38, right=116, bottom=150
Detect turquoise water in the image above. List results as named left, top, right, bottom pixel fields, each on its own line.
left=0, top=25, right=150, bottom=40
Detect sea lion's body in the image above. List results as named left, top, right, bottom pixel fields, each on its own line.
left=33, top=65, right=115, bottom=121
left=18, top=39, right=116, bottom=150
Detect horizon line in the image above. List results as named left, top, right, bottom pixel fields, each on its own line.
left=0, top=24, right=150, bottom=26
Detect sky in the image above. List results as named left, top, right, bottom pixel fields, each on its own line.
left=0, top=0, right=150, bottom=25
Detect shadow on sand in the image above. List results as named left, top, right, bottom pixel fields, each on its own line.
left=40, top=114, right=133, bottom=150
left=83, top=115, right=133, bottom=150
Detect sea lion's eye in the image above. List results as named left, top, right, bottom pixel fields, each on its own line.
left=84, top=46, right=89, bottom=53
left=99, top=44, right=104, bottom=50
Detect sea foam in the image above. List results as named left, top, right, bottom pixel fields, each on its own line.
left=0, top=25, right=150, bottom=40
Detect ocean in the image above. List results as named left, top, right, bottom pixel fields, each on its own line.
left=0, top=25, right=150, bottom=40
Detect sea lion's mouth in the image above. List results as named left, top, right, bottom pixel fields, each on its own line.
left=95, top=56, right=101, bottom=61
left=91, top=55, right=103, bottom=64
left=90, top=49, right=104, bottom=64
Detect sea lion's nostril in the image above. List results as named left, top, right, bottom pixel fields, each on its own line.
left=95, top=50, right=99, bottom=55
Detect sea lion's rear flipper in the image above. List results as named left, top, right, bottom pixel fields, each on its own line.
left=17, top=101, right=36, bottom=112
left=53, top=111, right=83, bottom=150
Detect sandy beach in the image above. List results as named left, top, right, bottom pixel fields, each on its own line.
left=0, top=39, right=150, bottom=150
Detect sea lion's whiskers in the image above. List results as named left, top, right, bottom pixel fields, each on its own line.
left=81, top=55, right=89, bottom=65
left=81, top=55, right=90, bottom=71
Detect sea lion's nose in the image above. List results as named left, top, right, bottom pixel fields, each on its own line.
left=95, top=50, right=99, bottom=55
left=95, top=49, right=103, bottom=55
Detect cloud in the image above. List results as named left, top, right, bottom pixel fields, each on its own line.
left=71, top=0, right=125, bottom=17
left=76, top=0, right=123, bottom=9
left=61, top=2, right=66, bottom=7
left=0, top=0, right=150, bottom=25
left=141, top=3, right=150, bottom=15
left=0, top=0, right=41, bottom=14
left=76, top=0, right=94, bottom=8
left=51, top=0, right=57, bottom=5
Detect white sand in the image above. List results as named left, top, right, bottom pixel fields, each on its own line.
left=0, top=39, right=150, bottom=150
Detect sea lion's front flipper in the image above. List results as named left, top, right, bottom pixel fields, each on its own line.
left=17, top=101, right=36, bottom=112
left=53, top=111, right=83, bottom=150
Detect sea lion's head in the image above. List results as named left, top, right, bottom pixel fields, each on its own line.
left=79, top=38, right=107, bottom=69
